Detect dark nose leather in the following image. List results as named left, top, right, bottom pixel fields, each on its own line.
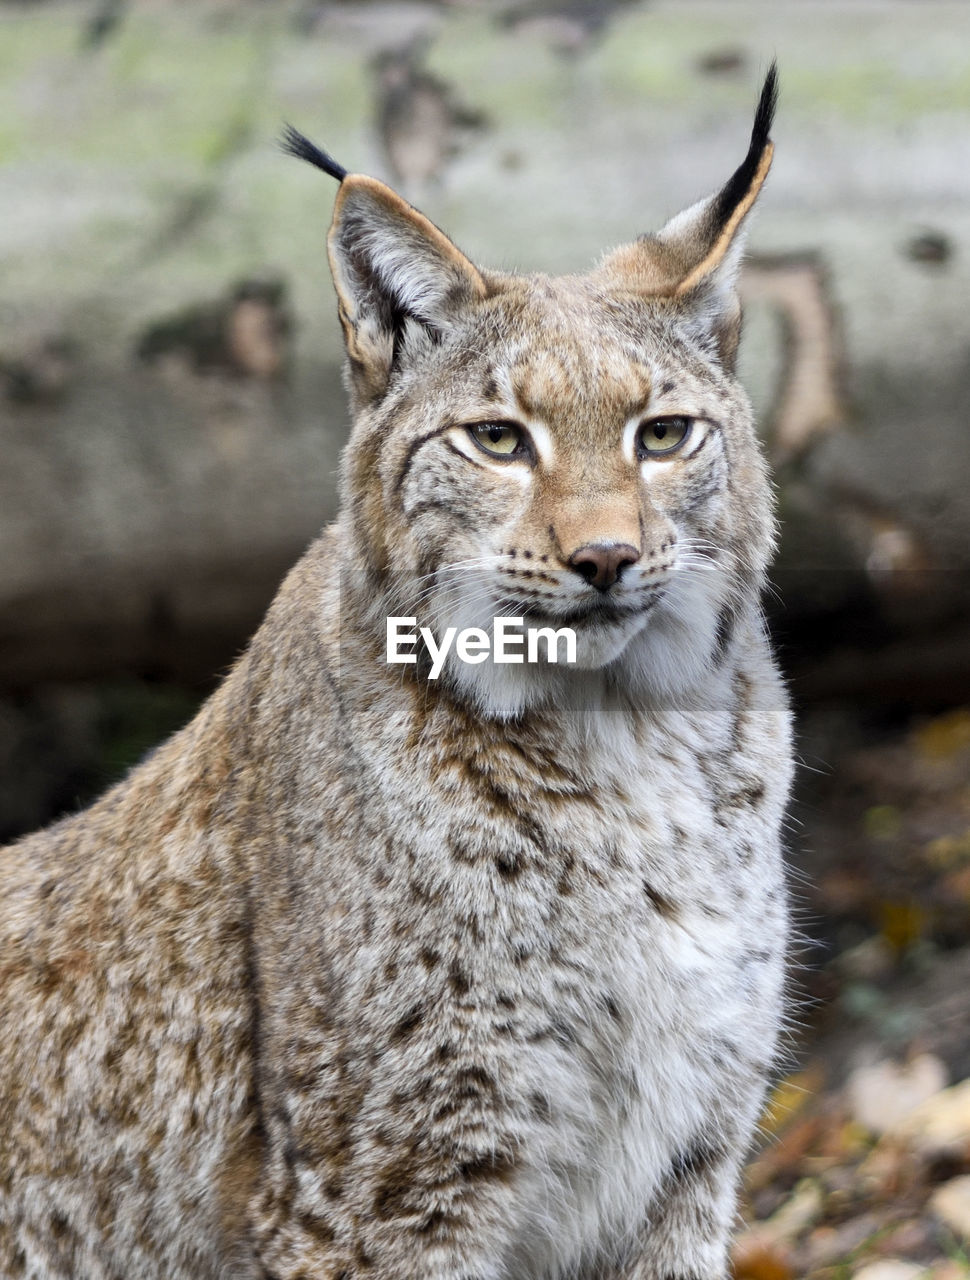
left=568, top=543, right=641, bottom=591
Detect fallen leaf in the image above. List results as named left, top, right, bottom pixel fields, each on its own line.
left=851, top=1262, right=927, bottom=1280
left=929, top=1175, right=970, bottom=1240
left=732, top=1230, right=793, bottom=1280
left=848, top=1056, right=949, bottom=1136
left=763, top=1178, right=825, bottom=1243
left=856, top=1141, right=921, bottom=1200
left=889, top=1078, right=970, bottom=1157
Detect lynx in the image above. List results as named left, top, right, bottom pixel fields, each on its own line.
left=0, top=67, right=792, bottom=1280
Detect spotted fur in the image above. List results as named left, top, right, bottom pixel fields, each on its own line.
left=0, top=69, right=791, bottom=1280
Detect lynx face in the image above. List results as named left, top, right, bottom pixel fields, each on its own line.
left=355, top=282, right=771, bottom=712
left=292, top=71, right=778, bottom=713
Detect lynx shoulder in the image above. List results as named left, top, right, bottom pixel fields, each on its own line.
left=1, top=67, right=792, bottom=1280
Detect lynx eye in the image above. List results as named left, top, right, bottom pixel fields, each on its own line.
left=638, top=416, right=692, bottom=457
left=467, top=421, right=526, bottom=459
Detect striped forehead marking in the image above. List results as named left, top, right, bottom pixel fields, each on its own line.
left=510, top=349, right=654, bottom=425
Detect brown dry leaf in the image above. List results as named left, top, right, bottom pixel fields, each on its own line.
left=732, top=1230, right=794, bottom=1280
left=856, top=1140, right=920, bottom=1200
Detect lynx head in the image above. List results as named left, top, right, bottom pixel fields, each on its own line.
left=286, top=66, right=779, bottom=717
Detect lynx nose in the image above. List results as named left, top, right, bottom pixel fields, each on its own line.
left=568, top=543, right=641, bottom=591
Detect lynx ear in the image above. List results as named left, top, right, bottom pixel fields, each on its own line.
left=602, top=63, right=778, bottom=369
left=327, top=175, right=487, bottom=403
left=282, top=125, right=486, bottom=403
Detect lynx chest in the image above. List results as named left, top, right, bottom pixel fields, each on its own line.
left=327, top=701, right=786, bottom=1270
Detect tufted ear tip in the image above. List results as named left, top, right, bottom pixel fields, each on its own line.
left=595, top=64, right=779, bottom=369
left=279, top=124, right=348, bottom=183
left=599, top=63, right=779, bottom=296
left=672, top=60, right=778, bottom=296
left=715, top=60, right=779, bottom=231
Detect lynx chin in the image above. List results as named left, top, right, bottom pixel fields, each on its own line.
left=386, top=615, right=578, bottom=679
left=0, top=65, right=792, bottom=1280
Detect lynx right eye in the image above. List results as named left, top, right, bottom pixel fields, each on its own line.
left=637, top=415, right=692, bottom=457
left=467, top=421, right=526, bottom=458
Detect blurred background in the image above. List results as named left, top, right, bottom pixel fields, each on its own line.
left=2, top=0, right=970, bottom=1274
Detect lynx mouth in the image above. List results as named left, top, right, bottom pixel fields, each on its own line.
left=502, top=594, right=662, bottom=628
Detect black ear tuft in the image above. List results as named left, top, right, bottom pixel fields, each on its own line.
left=752, top=60, right=779, bottom=151
left=711, top=61, right=778, bottom=230
left=280, top=123, right=348, bottom=182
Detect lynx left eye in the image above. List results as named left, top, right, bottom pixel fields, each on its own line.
left=468, top=421, right=525, bottom=458
left=638, top=416, right=692, bottom=457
